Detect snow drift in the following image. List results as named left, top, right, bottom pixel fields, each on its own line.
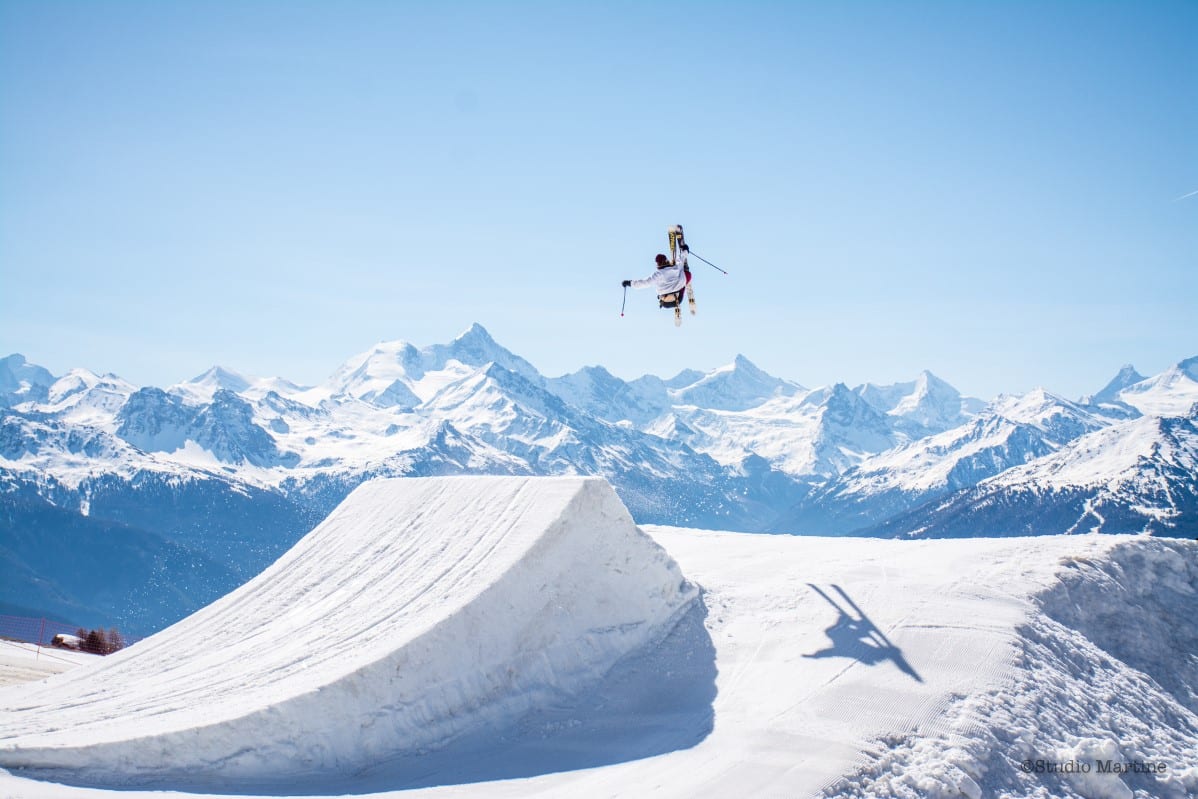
left=820, top=537, right=1198, bottom=799
left=0, top=476, right=697, bottom=786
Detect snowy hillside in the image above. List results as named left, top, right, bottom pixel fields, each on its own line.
left=870, top=409, right=1198, bottom=538
left=776, top=385, right=1144, bottom=534
left=1117, top=356, right=1198, bottom=416
left=1, top=477, right=1194, bottom=799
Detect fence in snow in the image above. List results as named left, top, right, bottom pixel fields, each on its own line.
left=0, top=614, right=138, bottom=653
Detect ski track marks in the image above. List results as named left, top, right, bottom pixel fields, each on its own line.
left=0, top=477, right=698, bottom=790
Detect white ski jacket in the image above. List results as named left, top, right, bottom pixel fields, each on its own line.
left=631, top=264, right=687, bottom=296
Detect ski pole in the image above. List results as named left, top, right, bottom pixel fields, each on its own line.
left=620, top=285, right=628, bottom=317
left=687, top=249, right=728, bottom=275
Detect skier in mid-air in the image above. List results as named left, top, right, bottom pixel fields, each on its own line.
left=622, top=251, right=690, bottom=302
left=622, top=226, right=695, bottom=326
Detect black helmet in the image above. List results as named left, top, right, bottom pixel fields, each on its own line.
left=655, top=254, right=670, bottom=266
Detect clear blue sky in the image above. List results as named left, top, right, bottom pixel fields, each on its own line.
left=2, top=1, right=1195, bottom=400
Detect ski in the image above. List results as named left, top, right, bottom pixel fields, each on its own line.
left=674, top=306, right=682, bottom=326
left=668, top=224, right=696, bottom=320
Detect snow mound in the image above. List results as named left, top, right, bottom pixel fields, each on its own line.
left=818, top=537, right=1198, bottom=799
left=0, top=476, right=696, bottom=787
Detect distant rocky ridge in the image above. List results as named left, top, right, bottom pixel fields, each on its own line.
left=2, top=326, right=1196, bottom=634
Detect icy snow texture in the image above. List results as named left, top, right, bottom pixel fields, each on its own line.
left=820, top=538, right=1198, bottom=799
left=0, top=476, right=696, bottom=785
left=0, top=641, right=98, bottom=688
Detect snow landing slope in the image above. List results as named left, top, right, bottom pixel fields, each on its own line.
left=0, top=477, right=696, bottom=786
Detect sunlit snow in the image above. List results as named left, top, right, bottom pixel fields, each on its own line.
left=1, top=476, right=1194, bottom=799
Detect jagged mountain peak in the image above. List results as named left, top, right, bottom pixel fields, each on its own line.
left=912, top=369, right=952, bottom=392
left=888, top=371, right=977, bottom=436
left=816, top=382, right=886, bottom=420
left=451, top=322, right=497, bottom=349
left=576, top=363, right=618, bottom=380
left=717, top=354, right=782, bottom=380
left=855, top=370, right=967, bottom=410
left=731, top=353, right=759, bottom=370
left=0, top=353, right=57, bottom=407
left=422, top=361, right=522, bottom=412
left=372, top=339, right=421, bottom=356
left=984, top=388, right=1112, bottom=447
left=344, top=339, right=423, bottom=375
left=663, top=368, right=705, bottom=390
left=53, top=367, right=132, bottom=389
left=671, top=355, right=802, bottom=411
left=547, top=364, right=622, bottom=399
left=764, top=381, right=897, bottom=477
left=802, top=381, right=856, bottom=407
left=188, top=366, right=253, bottom=393
left=320, top=327, right=542, bottom=410
left=1115, top=355, right=1198, bottom=417
left=1, top=353, right=30, bottom=368
left=1113, top=362, right=1145, bottom=382
left=114, top=386, right=292, bottom=467
left=324, top=339, right=425, bottom=407
left=427, top=324, right=542, bottom=384
left=1127, top=356, right=1198, bottom=390
left=990, top=387, right=1100, bottom=422
left=210, top=387, right=252, bottom=407
left=991, top=386, right=1062, bottom=411
left=826, top=380, right=855, bottom=399
left=442, top=323, right=509, bottom=365
left=900, top=371, right=960, bottom=407
left=1164, top=356, right=1198, bottom=388
left=1, top=353, right=55, bottom=381
left=1179, top=355, right=1198, bottom=380
left=730, top=355, right=805, bottom=389
left=173, top=365, right=308, bottom=404
left=45, top=368, right=136, bottom=412
left=1085, top=363, right=1146, bottom=405
left=547, top=365, right=672, bottom=426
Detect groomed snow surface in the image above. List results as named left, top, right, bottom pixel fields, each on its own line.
left=0, top=641, right=99, bottom=689
left=1, top=477, right=1196, bottom=798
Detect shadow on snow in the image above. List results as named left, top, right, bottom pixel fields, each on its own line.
left=804, top=583, right=923, bottom=683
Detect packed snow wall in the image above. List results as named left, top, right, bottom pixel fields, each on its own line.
left=0, top=477, right=697, bottom=785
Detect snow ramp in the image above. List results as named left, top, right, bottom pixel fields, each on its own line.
left=0, top=476, right=698, bottom=786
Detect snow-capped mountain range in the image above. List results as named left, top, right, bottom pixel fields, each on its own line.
left=2, top=331, right=1196, bottom=634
